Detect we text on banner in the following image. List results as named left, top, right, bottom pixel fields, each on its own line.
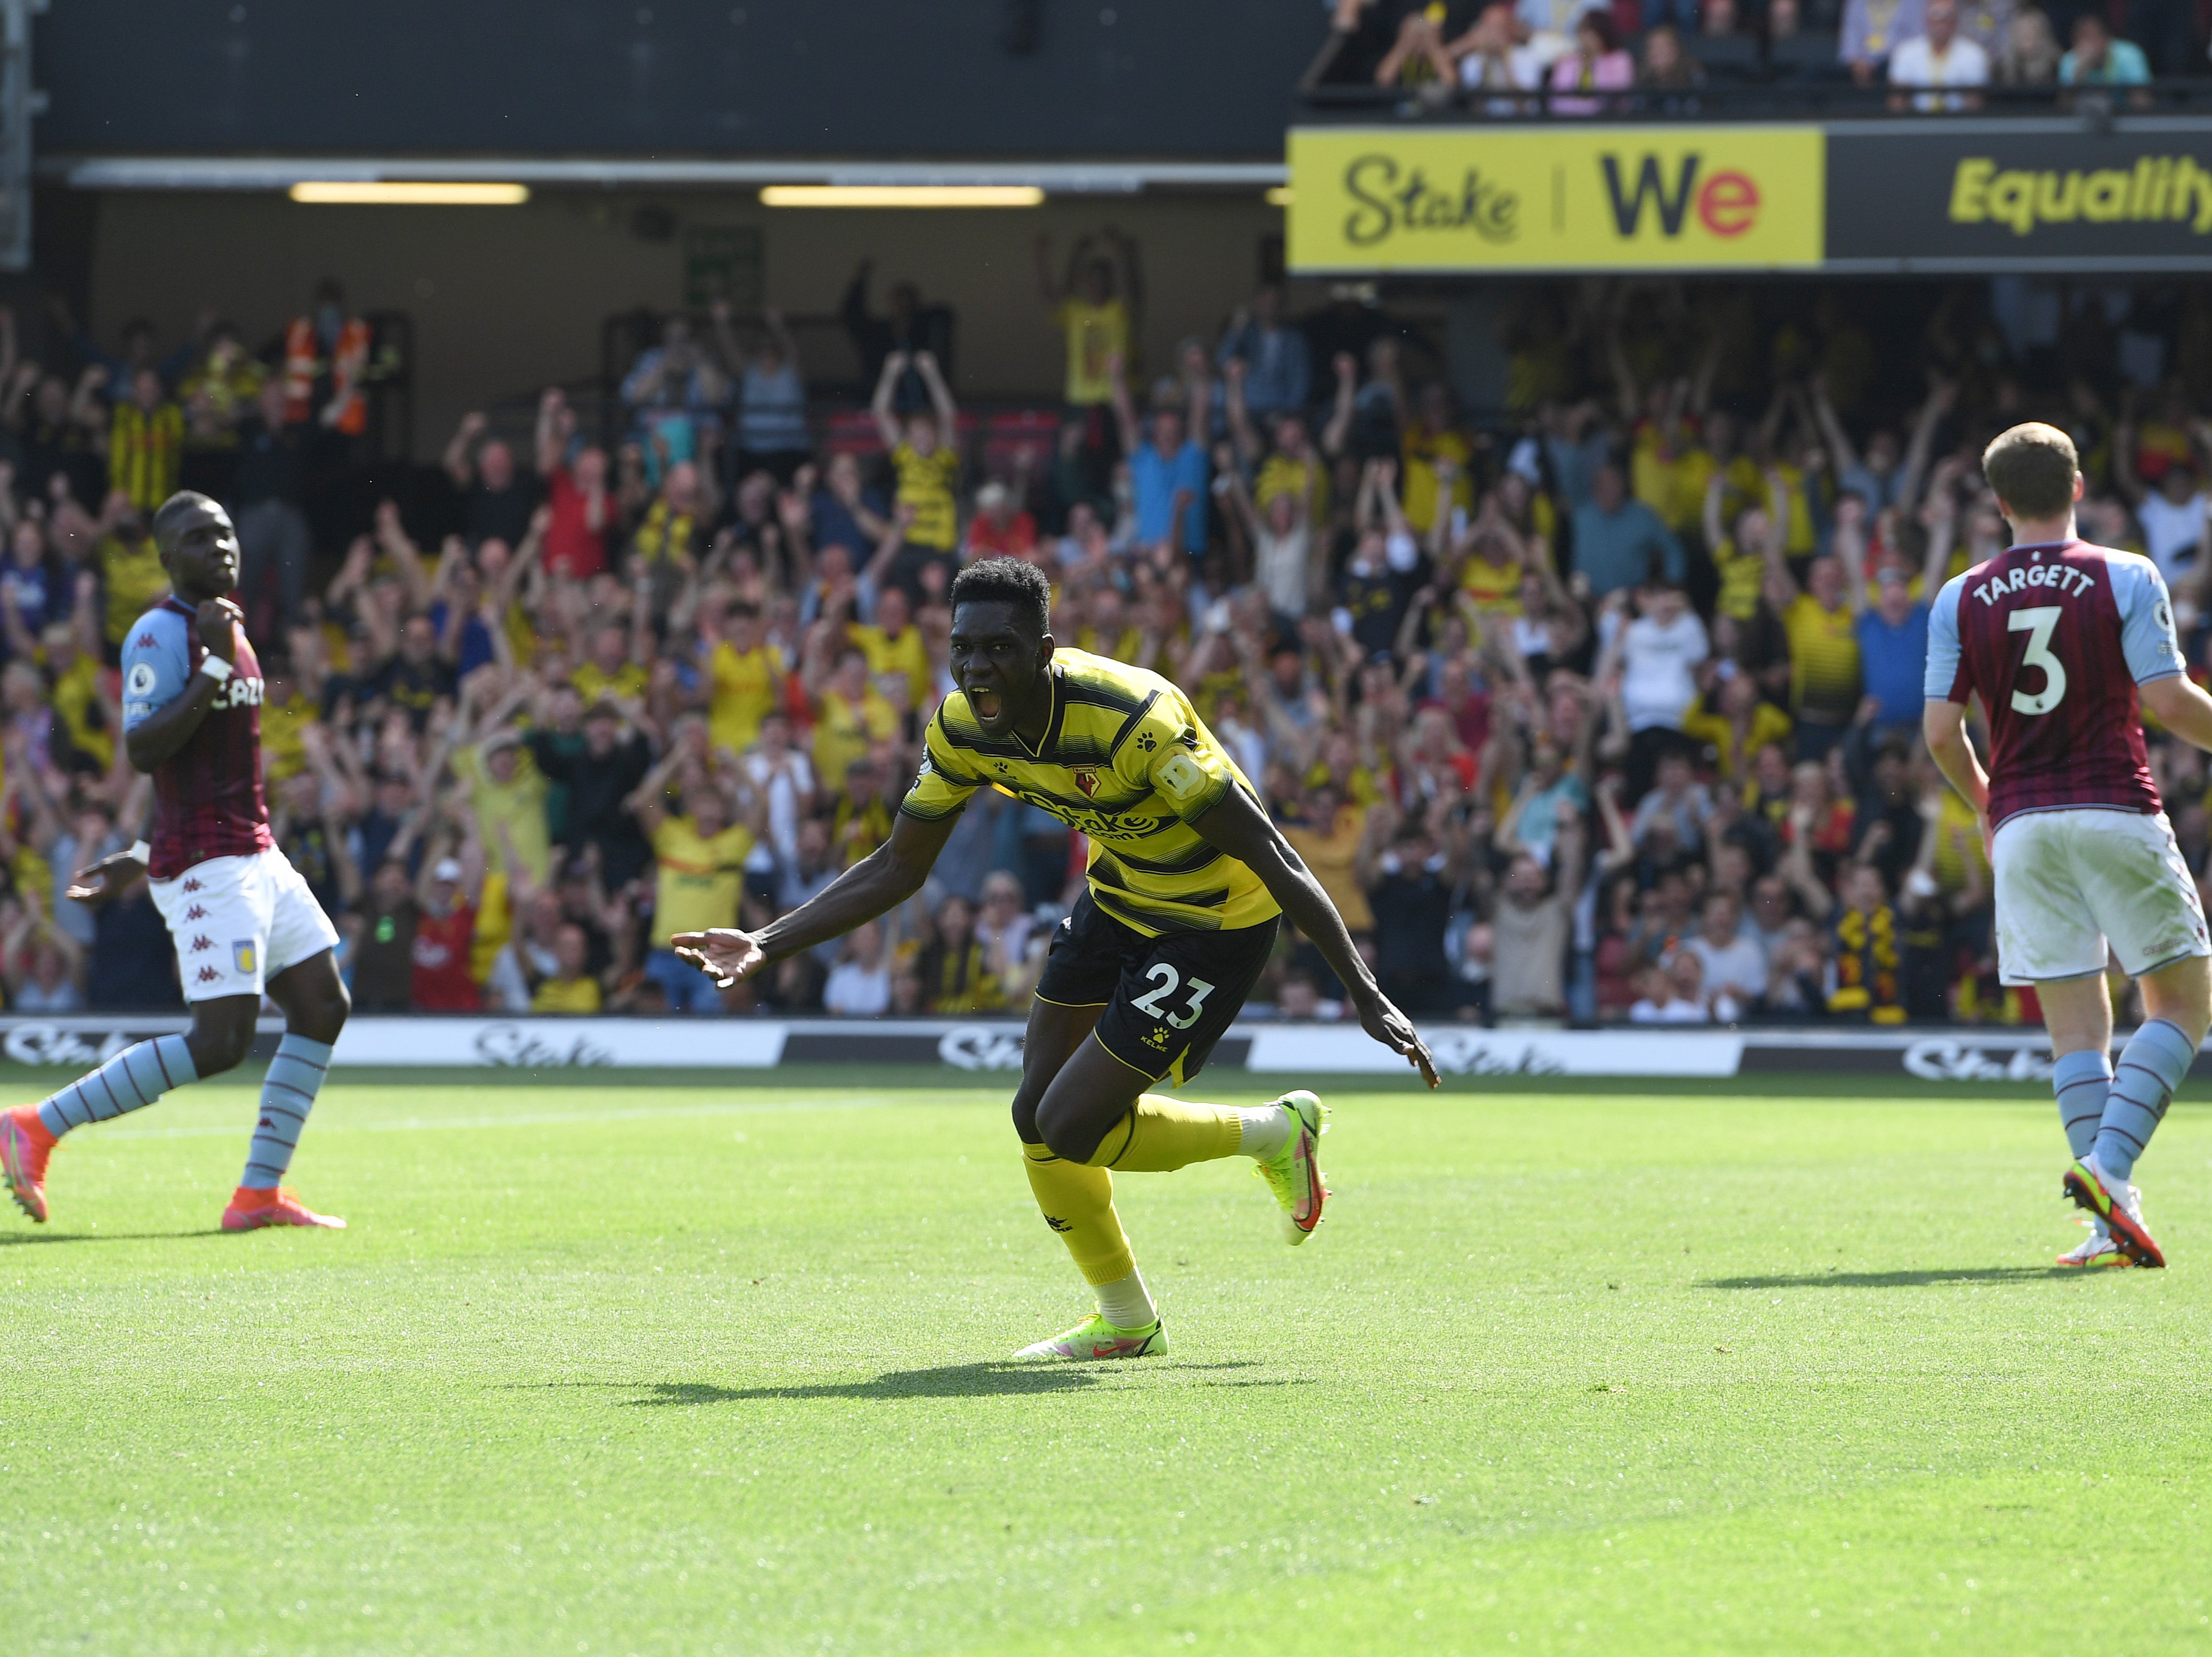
left=1287, top=125, right=1825, bottom=274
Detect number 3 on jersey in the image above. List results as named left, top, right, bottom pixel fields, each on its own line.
left=1129, top=963, right=1215, bottom=1031
left=2008, top=605, right=2067, bottom=715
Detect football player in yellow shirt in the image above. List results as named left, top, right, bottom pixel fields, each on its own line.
left=678, top=559, right=1435, bottom=1362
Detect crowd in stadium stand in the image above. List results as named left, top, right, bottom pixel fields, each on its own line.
left=1324, top=0, right=2199, bottom=100
left=3, top=269, right=2212, bottom=1027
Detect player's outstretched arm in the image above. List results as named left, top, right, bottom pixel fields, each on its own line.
left=2140, top=675, right=2212, bottom=756
left=672, top=807, right=956, bottom=988
left=126, top=598, right=242, bottom=772
left=1191, top=785, right=1440, bottom=1087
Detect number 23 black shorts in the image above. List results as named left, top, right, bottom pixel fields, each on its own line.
left=1033, top=889, right=1281, bottom=1087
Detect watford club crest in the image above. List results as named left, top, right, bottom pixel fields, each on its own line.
left=1071, top=767, right=1102, bottom=800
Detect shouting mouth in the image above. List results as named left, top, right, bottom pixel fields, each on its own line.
left=968, top=687, right=1002, bottom=723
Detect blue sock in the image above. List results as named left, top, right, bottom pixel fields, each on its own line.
left=2093, top=1019, right=2197, bottom=1185
left=241, top=1034, right=334, bottom=1189
left=2050, top=1049, right=2112, bottom=1163
left=37, top=1035, right=198, bottom=1137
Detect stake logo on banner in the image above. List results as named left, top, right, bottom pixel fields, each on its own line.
left=1288, top=126, right=1825, bottom=273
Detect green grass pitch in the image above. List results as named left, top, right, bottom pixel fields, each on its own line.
left=3, top=1066, right=2209, bottom=1655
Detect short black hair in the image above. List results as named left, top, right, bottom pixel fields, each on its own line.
left=151, top=490, right=220, bottom=553
left=950, top=557, right=1051, bottom=637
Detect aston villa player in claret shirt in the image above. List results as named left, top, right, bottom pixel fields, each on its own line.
left=1924, top=423, right=2212, bottom=1269
left=0, top=492, right=352, bottom=1233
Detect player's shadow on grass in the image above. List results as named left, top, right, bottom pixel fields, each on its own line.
left=1704, top=1266, right=2081, bottom=1289
left=0, top=1228, right=226, bottom=1247
left=628, top=1367, right=1098, bottom=1404
left=534, top=1361, right=1275, bottom=1407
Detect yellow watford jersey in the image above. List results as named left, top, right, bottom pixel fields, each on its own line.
left=901, top=648, right=1280, bottom=937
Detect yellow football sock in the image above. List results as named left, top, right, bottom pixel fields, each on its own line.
left=1021, top=1142, right=1136, bottom=1287
left=1085, top=1093, right=1243, bottom=1172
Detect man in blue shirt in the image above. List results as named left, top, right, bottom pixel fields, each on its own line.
left=1843, top=491, right=1953, bottom=741
left=1567, top=462, right=1683, bottom=598
left=1111, top=349, right=1211, bottom=556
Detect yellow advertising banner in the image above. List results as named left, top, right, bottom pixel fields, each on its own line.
left=1288, top=126, right=1826, bottom=273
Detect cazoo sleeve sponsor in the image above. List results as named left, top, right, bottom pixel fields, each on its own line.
left=1288, top=126, right=1824, bottom=273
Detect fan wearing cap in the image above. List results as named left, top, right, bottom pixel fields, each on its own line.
left=410, top=846, right=484, bottom=1013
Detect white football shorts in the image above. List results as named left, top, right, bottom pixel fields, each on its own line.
left=150, top=848, right=341, bottom=1002
left=1992, top=808, right=2210, bottom=986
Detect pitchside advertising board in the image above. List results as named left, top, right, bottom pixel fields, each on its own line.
left=1, top=1016, right=2206, bottom=1082
left=1288, top=121, right=2212, bottom=274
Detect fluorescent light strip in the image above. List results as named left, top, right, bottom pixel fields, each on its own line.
left=288, top=181, right=530, bottom=205
left=759, top=185, right=1045, bottom=208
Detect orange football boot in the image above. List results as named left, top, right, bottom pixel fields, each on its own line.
left=221, top=1186, right=346, bottom=1231
left=2, top=1104, right=56, bottom=1223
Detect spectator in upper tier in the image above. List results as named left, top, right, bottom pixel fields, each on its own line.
left=2059, top=13, right=2149, bottom=84
left=1842, top=0, right=1926, bottom=82
left=1994, top=5, right=2061, bottom=83
left=1548, top=12, right=1634, bottom=114
left=1887, top=0, right=1990, bottom=109
left=1636, top=24, right=1707, bottom=97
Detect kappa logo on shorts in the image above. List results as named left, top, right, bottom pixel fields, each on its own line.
left=194, top=965, right=222, bottom=986
left=188, top=935, right=214, bottom=953
left=233, top=940, right=257, bottom=975
left=184, top=905, right=208, bottom=922
left=183, top=878, right=203, bottom=893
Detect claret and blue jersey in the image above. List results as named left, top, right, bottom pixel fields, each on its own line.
left=1923, top=539, right=2185, bottom=831
left=121, top=598, right=275, bottom=880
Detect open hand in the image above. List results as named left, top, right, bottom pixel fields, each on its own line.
left=671, top=927, right=766, bottom=988
left=67, top=848, right=147, bottom=908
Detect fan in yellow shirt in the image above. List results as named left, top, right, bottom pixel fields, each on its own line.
left=704, top=604, right=784, bottom=754
left=805, top=647, right=900, bottom=795
left=1037, top=231, right=1138, bottom=407
left=1680, top=674, right=1794, bottom=785
left=847, top=586, right=931, bottom=709
left=570, top=619, right=648, bottom=705
left=530, top=923, right=606, bottom=1014
left=627, top=749, right=761, bottom=1015
left=871, top=349, right=962, bottom=553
